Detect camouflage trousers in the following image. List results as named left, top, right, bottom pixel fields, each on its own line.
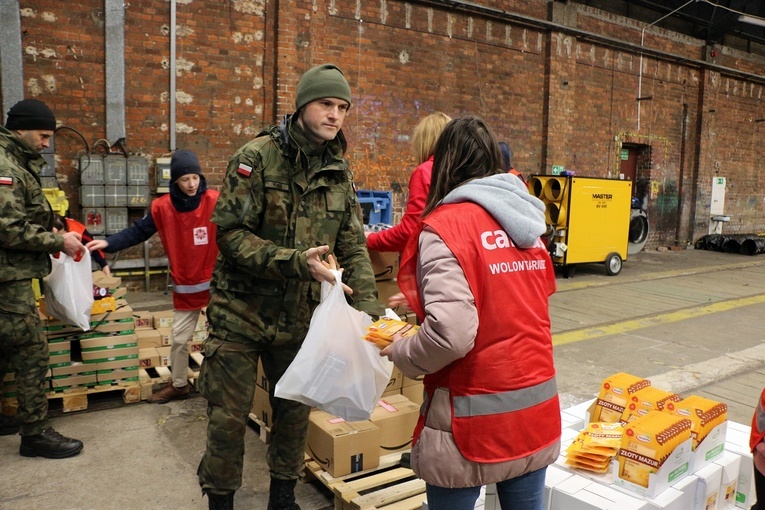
left=197, top=290, right=312, bottom=494
left=0, top=280, right=50, bottom=435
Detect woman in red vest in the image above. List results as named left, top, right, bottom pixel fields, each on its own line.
left=381, top=116, right=560, bottom=510
left=86, top=150, right=219, bottom=404
left=752, top=388, right=765, bottom=509
left=366, top=112, right=450, bottom=253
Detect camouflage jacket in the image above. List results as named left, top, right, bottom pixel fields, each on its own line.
left=211, top=115, right=383, bottom=320
left=0, top=126, right=63, bottom=283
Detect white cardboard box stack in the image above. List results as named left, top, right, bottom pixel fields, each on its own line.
left=479, top=397, right=757, bottom=510
left=529, top=398, right=755, bottom=510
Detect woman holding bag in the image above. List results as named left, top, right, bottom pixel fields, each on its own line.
left=380, top=116, right=561, bottom=510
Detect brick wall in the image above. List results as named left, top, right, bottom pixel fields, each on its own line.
left=4, top=0, right=765, bottom=275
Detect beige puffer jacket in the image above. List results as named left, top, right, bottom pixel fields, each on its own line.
left=388, top=227, right=560, bottom=488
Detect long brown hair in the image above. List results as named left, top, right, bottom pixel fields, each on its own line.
left=422, top=115, right=502, bottom=217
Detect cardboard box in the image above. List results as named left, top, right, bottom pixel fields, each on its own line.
left=368, top=250, right=399, bottom=281
left=89, top=305, right=133, bottom=324
left=252, top=384, right=272, bottom=429
left=385, top=366, right=403, bottom=393
left=369, top=394, right=420, bottom=455
left=51, top=373, right=98, bottom=390
left=132, top=311, right=153, bottom=330
left=138, top=347, right=160, bottom=368
left=81, top=346, right=139, bottom=363
left=375, top=279, right=401, bottom=309
left=644, top=486, right=695, bottom=510
left=155, top=327, right=173, bottom=347
left=690, top=421, right=727, bottom=473
left=80, top=333, right=138, bottom=352
left=401, top=381, right=424, bottom=405
left=48, top=352, right=72, bottom=368
left=723, top=442, right=756, bottom=509
left=135, top=329, right=162, bottom=349
left=714, top=451, right=741, bottom=509
left=89, top=317, right=135, bottom=335
left=152, top=310, right=174, bottom=329
left=156, top=346, right=171, bottom=367
left=97, top=368, right=139, bottom=384
left=693, top=462, right=723, bottom=510
left=306, top=410, right=380, bottom=477
left=612, top=438, right=693, bottom=499
left=189, top=340, right=203, bottom=353
left=96, top=358, right=140, bottom=372
left=257, top=358, right=270, bottom=391
left=550, top=475, right=648, bottom=510
left=544, top=464, right=576, bottom=510
left=50, top=363, right=97, bottom=378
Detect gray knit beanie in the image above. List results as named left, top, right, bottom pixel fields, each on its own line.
left=295, top=64, right=352, bottom=111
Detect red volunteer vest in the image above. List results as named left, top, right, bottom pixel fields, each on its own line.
left=151, top=190, right=220, bottom=310
left=399, top=202, right=560, bottom=463
left=751, top=388, right=765, bottom=451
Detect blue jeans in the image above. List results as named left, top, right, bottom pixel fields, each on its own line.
left=425, top=467, right=547, bottom=510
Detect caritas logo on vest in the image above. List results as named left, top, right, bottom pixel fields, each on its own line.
left=481, top=230, right=548, bottom=274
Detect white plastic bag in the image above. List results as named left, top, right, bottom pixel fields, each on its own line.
left=43, top=251, right=93, bottom=331
left=275, top=270, right=393, bottom=421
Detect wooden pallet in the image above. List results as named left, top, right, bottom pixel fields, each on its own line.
left=49, top=381, right=141, bottom=413
left=247, top=413, right=272, bottom=444
left=306, top=451, right=425, bottom=510
left=188, top=351, right=204, bottom=390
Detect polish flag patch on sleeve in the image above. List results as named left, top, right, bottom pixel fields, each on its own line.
left=0, top=176, right=12, bottom=186
left=237, top=163, right=253, bottom=177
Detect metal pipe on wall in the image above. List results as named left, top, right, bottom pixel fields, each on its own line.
left=170, top=0, right=177, bottom=151
left=0, top=0, right=24, bottom=117
left=105, top=0, right=126, bottom=141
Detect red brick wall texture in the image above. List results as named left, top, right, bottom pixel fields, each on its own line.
left=5, top=0, right=765, bottom=259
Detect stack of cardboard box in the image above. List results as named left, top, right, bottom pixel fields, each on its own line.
left=135, top=308, right=208, bottom=370
left=41, top=273, right=139, bottom=392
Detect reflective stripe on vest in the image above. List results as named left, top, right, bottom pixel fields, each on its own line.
left=174, top=280, right=211, bottom=294
left=453, top=377, right=557, bottom=418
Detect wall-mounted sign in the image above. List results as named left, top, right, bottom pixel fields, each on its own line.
left=620, top=149, right=629, bottom=160
left=552, top=165, right=565, bottom=175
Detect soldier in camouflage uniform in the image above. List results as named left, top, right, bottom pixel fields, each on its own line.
left=0, top=99, right=86, bottom=458
left=198, top=64, right=384, bottom=510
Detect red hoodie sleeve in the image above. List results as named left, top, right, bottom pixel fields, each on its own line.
left=367, top=159, right=432, bottom=253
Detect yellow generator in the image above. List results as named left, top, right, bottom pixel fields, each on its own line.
left=529, top=175, right=632, bottom=276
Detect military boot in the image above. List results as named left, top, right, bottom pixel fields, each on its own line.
left=0, top=413, right=20, bottom=436
left=20, top=427, right=83, bottom=459
left=267, top=478, right=300, bottom=510
left=206, top=491, right=234, bottom=510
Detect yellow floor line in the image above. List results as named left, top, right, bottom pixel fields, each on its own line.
left=553, top=293, right=765, bottom=346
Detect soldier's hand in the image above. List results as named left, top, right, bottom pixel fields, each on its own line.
left=321, top=254, right=353, bottom=295
left=306, top=246, right=353, bottom=295
left=61, top=231, right=86, bottom=259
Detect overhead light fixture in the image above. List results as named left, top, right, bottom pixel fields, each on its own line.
left=739, top=14, right=765, bottom=28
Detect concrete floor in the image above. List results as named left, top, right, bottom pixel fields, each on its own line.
left=1, top=247, right=764, bottom=509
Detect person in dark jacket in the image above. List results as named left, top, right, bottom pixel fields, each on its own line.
left=0, top=99, right=86, bottom=458
left=53, top=214, right=110, bottom=275
left=87, top=149, right=219, bottom=403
